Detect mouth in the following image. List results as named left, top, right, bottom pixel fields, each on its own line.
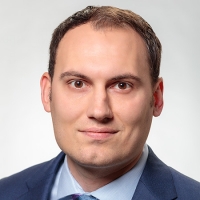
left=78, top=127, right=118, bottom=140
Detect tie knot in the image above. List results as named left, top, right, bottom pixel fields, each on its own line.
left=59, top=193, right=99, bottom=200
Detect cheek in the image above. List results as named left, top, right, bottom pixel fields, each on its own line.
left=50, top=89, right=86, bottom=123
left=116, top=98, right=152, bottom=148
left=114, top=96, right=152, bottom=125
left=50, top=96, right=80, bottom=151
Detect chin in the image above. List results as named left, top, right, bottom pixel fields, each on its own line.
left=69, top=150, right=127, bottom=169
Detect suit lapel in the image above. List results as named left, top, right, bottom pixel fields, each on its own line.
left=17, top=152, right=65, bottom=200
left=132, top=147, right=177, bottom=200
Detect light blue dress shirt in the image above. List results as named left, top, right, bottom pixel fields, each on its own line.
left=51, top=144, right=148, bottom=200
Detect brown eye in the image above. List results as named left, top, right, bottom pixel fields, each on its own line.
left=117, top=82, right=129, bottom=89
left=69, top=80, right=86, bottom=89
left=74, top=80, right=83, bottom=88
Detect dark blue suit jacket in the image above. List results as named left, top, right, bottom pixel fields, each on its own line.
left=0, top=147, right=200, bottom=200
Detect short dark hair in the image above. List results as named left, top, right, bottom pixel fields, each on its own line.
left=49, top=6, right=162, bottom=84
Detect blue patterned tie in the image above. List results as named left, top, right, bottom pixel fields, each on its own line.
left=59, top=194, right=99, bottom=200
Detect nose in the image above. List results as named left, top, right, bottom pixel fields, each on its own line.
left=87, top=88, right=113, bottom=122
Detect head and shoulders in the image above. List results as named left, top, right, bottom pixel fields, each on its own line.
left=0, top=5, right=200, bottom=199
left=40, top=5, right=163, bottom=191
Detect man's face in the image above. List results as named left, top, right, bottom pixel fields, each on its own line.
left=41, top=23, right=163, bottom=171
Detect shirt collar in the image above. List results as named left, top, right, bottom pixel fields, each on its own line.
left=54, top=144, right=148, bottom=200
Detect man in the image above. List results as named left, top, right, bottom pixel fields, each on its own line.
left=0, top=5, right=199, bottom=200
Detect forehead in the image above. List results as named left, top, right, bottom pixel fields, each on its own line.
left=55, top=23, right=150, bottom=80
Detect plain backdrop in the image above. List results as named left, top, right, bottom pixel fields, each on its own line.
left=0, top=0, right=200, bottom=181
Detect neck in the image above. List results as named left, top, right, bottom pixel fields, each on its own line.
left=67, top=152, right=142, bottom=192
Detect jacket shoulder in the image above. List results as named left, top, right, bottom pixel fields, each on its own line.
left=169, top=167, right=200, bottom=198
left=134, top=147, right=200, bottom=200
left=0, top=160, right=49, bottom=187
left=0, top=152, right=65, bottom=199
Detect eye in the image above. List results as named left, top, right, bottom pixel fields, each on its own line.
left=69, top=80, right=85, bottom=88
left=114, top=82, right=131, bottom=90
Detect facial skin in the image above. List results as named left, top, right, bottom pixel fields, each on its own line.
left=41, top=23, right=163, bottom=191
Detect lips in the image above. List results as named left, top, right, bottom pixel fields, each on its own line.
left=78, top=127, right=118, bottom=140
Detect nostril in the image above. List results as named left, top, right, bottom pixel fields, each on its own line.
left=88, top=115, right=113, bottom=123
left=101, top=117, right=113, bottom=124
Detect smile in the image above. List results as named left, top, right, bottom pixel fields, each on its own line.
left=79, top=127, right=118, bottom=140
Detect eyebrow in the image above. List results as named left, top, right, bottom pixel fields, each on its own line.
left=60, top=71, right=90, bottom=80
left=60, top=71, right=141, bottom=83
left=110, top=74, right=141, bottom=83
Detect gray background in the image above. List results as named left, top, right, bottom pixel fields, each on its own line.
left=0, top=0, right=200, bottom=181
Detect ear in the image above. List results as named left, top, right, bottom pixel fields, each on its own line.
left=40, top=72, right=51, bottom=112
left=153, top=78, right=164, bottom=117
